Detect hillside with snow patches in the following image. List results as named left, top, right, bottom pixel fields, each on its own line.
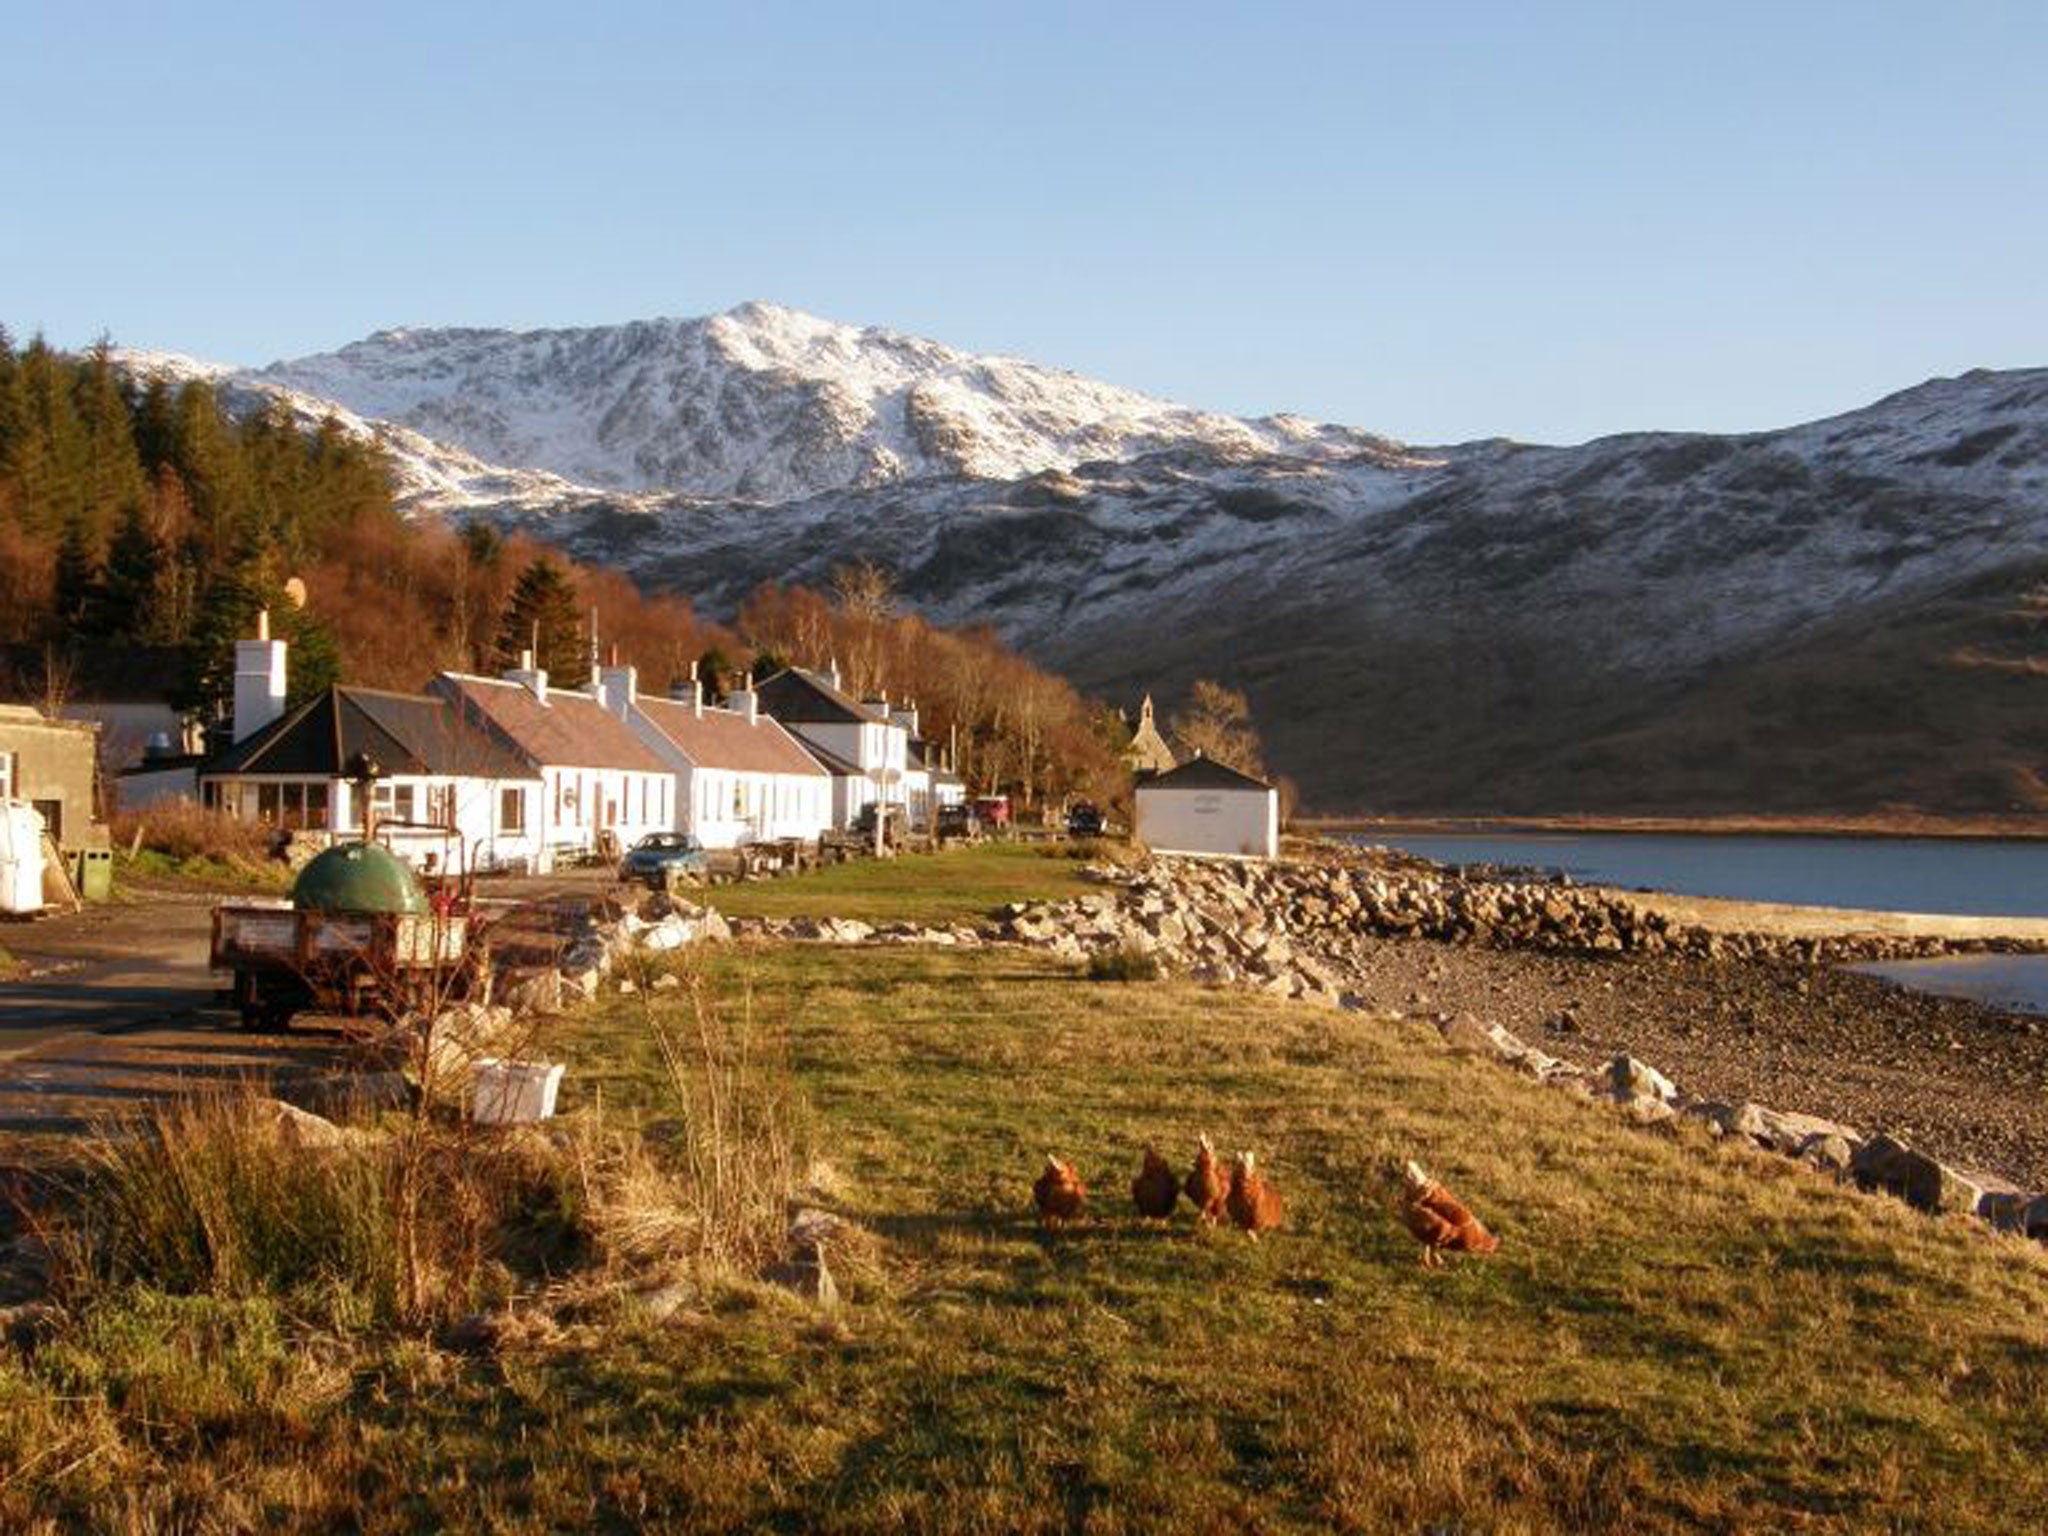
left=116, top=308, right=2048, bottom=815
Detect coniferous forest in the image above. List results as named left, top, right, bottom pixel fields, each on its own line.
left=0, top=333, right=1122, bottom=805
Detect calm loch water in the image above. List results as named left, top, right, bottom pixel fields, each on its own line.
left=1368, top=832, right=2047, bottom=918
left=1365, top=831, right=2048, bottom=1015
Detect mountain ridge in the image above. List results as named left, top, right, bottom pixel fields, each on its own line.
left=112, top=312, right=2048, bottom=818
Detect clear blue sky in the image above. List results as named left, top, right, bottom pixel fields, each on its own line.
left=5, top=1, right=2042, bottom=445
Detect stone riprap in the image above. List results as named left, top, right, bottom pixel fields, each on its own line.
left=480, top=854, right=2046, bottom=1245
left=976, top=854, right=2048, bottom=1244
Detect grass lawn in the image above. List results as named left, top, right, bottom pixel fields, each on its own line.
left=113, top=847, right=294, bottom=895
left=11, top=935, right=2048, bottom=1532
left=708, top=838, right=1101, bottom=926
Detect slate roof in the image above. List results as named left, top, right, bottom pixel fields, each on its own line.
left=793, top=735, right=864, bottom=777
left=430, top=675, right=669, bottom=774
left=752, top=667, right=889, bottom=726
left=205, top=687, right=535, bottom=782
left=635, top=697, right=829, bottom=777
left=1138, top=753, right=1273, bottom=792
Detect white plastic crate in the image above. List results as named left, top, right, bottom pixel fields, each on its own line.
left=470, top=1058, right=565, bottom=1124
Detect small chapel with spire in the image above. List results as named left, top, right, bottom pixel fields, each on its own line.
left=1121, top=693, right=1177, bottom=778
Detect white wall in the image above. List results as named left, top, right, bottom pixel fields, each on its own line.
left=205, top=772, right=550, bottom=873
left=684, top=766, right=832, bottom=847
left=1135, top=785, right=1278, bottom=860
left=539, top=764, right=669, bottom=861
left=786, top=719, right=908, bottom=829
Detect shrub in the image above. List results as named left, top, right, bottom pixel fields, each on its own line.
left=1086, top=941, right=1161, bottom=982
left=53, top=1094, right=590, bottom=1331
left=110, top=804, right=290, bottom=890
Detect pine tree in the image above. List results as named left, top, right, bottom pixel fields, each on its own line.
left=495, top=555, right=583, bottom=679
left=16, top=338, right=85, bottom=534
left=74, top=340, right=146, bottom=535
left=52, top=515, right=104, bottom=634
left=101, top=500, right=167, bottom=640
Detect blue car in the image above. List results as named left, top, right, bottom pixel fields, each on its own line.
left=618, top=832, right=709, bottom=888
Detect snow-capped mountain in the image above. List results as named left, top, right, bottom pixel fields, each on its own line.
left=245, top=302, right=1418, bottom=503
left=482, top=362, right=2048, bottom=813
left=112, top=310, right=2048, bottom=814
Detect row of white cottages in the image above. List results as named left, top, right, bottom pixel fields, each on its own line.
left=182, top=626, right=965, bottom=873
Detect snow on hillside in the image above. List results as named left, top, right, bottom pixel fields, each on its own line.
left=246, top=302, right=1424, bottom=503
left=112, top=348, right=606, bottom=514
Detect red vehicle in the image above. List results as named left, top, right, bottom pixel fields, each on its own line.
left=973, top=794, right=1012, bottom=828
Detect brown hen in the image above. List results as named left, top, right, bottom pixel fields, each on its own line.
left=1226, top=1151, right=1284, bottom=1239
left=1131, top=1145, right=1181, bottom=1219
left=1185, top=1134, right=1229, bottom=1224
left=1033, top=1154, right=1086, bottom=1226
left=1401, top=1160, right=1498, bottom=1267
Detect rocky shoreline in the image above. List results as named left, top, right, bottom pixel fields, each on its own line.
left=499, top=855, right=2048, bottom=1240
left=973, top=854, right=2048, bottom=1232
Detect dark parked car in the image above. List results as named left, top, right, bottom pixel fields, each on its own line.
left=935, top=803, right=982, bottom=842
left=1066, top=801, right=1104, bottom=837
left=850, top=802, right=904, bottom=846
left=618, top=831, right=709, bottom=888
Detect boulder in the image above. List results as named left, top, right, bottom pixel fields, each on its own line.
left=2019, top=1195, right=2048, bottom=1242
left=258, top=1098, right=361, bottom=1151
left=1437, top=1012, right=1512, bottom=1057
left=1607, top=1055, right=1677, bottom=1107
left=1851, top=1134, right=1983, bottom=1216
left=1795, top=1132, right=1857, bottom=1178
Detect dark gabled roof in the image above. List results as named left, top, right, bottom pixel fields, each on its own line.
left=789, top=732, right=863, bottom=777
left=753, top=667, right=888, bottom=727
left=204, top=686, right=535, bottom=782
left=431, top=674, right=669, bottom=774
left=1138, top=753, right=1273, bottom=792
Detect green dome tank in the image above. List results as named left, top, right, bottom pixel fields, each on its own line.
left=292, top=842, right=428, bottom=915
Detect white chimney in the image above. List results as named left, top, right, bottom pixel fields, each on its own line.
left=728, top=672, right=759, bottom=726
left=232, top=610, right=288, bottom=742
left=505, top=648, right=549, bottom=706
left=891, top=698, right=920, bottom=738
left=667, top=667, right=705, bottom=718
left=600, top=663, right=637, bottom=718
left=827, top=657, right=842, bottom=691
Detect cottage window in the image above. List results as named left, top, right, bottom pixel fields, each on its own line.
left=306, top=783, right=330, bottom=830
left=0, top=751, right=13, bottom=798
left=257, top=783, right=282, bottom=824
left=428, top=784, right=454, bottom=826
left=500, top=787, right=526, bottom=833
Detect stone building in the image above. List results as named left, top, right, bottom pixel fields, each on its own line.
left=0, top=704, right=109, bottom=851
left=1122, top=694, right=1177, bottom=777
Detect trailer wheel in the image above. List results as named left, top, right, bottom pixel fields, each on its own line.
left=234, top=971, right=268, bottom=1032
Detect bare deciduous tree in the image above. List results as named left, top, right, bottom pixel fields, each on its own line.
left=1168, top=679, right=1267, bottom=777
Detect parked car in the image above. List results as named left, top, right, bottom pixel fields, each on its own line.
left=850, top=802, right=905, bottom=846
left=935, top=803, right=982, bottom=842
left=973, top=795, right=1012, bottom=828
left=1066, top=801, right=1105, bottom=838
left=618, top=831, right=709, bottom=888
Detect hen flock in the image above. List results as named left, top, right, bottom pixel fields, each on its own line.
left=1032, top=1138, right=1499, bottom=1266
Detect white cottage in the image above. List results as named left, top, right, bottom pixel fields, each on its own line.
left=1134, top=754, right=1278, bottom=860
left=430, top=660, right=673, bottom=869
left=601, top=665, right=832, bottom=848
left=200, top=683, right=545, bottom=873
left=752, top=665, right=910, bottom=829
